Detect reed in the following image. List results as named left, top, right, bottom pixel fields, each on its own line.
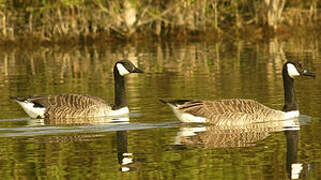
left=0, top=0, right=319, bottom=44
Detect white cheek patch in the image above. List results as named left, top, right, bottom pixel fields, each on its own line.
left=287, top=64, right=300, bottom=78
left=117, top=63, right=130, bottom=76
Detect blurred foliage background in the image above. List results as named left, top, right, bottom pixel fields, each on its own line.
left=0, top=0, right=319, bottom=44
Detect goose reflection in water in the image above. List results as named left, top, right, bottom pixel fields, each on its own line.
left=174, top=117, right=311, bottom=179
left=27, top=116, right=137, bottom=172
left=45, top=116, right=130, bottom=126
left=174, top=118, right=300, bottom=148
left=116, top=131, right=136, bottom=172
left=27, top=115, right=130, bottom=126
left=285, top=130, right=311, bottom=180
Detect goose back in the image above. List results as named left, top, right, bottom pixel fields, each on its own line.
left=170, top=99, right=286, bottom=125
left=14, top=94, right=113, bottom=119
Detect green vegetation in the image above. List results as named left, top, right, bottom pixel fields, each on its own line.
left=0, top=0, right=320, bottom=44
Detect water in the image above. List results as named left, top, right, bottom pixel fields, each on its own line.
left=0, top=38, right=320, bottom=179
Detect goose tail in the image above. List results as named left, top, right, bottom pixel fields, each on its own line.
left=10, top=95, right=46, bottom=119
left=10, top=96, right=26, bottom=102
left=159, top=99, right=193, bottom=107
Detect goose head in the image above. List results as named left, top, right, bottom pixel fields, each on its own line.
left=284, top=61, right=315, bottom=79
left=114, top=60, right=143, bottom=76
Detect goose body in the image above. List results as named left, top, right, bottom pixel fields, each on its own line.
left=160, top=99, right=298, bottom=125
left=12, top=60, right=143, bottom=119
left=161, top=61, right=315, bottom=125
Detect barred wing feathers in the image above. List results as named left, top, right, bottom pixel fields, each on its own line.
left=176, top=99, right=285, bottom=125
left=18, top=94, right=112, bottom=119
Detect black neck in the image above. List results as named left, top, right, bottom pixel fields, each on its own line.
left=113, top=68, right=127, bottom=109
left=282, top=68, right=297, bottom=112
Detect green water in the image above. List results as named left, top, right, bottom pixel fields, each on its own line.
left=0, top=38, right=320, bottom=179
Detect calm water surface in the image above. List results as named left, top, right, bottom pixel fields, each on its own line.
left=0, top=38, right=320, bottom=179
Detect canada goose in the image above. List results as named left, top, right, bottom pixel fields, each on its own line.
left=11, top=60, right=143, bottom=119
left=160, top=61, right=315, bottom=125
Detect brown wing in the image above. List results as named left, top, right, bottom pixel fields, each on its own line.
left=179, top=99, right=262, bottom=115
left=16, top=94, right=112, bottom=119
left=178, top=99, right=284, bottom=124
left=15, top=94, right=108, bottom=107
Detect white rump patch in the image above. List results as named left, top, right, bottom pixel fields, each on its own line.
left=179, top=113, right=207, bottom=123
left=16, top=101, right=45, bottom=119
left=284, top=110, right=300, bottom=119
left=167, top=103, right=206, bottom=123
left=108, top=107, right=129, bottom=116
left=287, top=63, right=300, bottom=78
left=117, top=63, right=130, bottom=76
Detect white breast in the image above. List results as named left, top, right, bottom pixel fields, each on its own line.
left=283, top=110, right=300, bottom=119
left=108, top=107, right=130, bottom=116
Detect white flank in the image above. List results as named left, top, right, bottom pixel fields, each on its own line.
left=16, top=101, right=45, bottom=119
left=108, top=107, right=130, bottom=116
left=168, top=104, right=206, bottom=123
left=117, top=63, right=130, bottom=76
left=287, top=63, right=300, bottom=78
left=284, top=110, right=300, bottom=119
